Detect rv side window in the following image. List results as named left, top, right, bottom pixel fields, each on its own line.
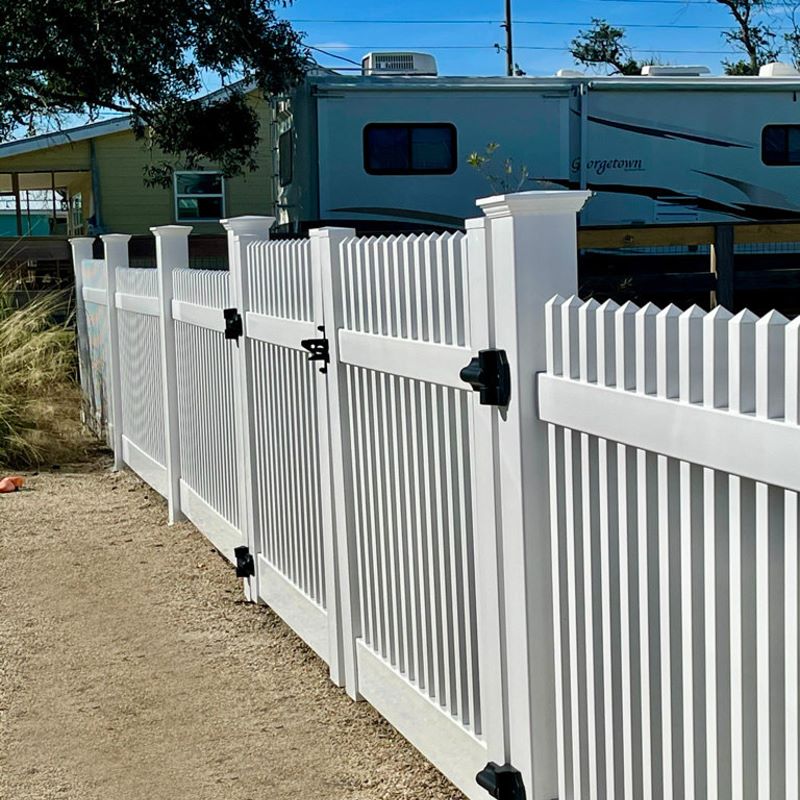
left=279, top=129, right=293, bottom=186
left=762, top=125, right=800, bottom=165
left=364, top=124, right=457, bottom=175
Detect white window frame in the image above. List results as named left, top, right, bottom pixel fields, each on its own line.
left=173, top=171, right=226, bottom=222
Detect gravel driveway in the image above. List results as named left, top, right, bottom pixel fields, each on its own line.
left=0, top=457, right=464, bottom=800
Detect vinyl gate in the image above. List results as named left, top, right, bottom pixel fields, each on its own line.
left=72, top=188, right=800, bottom=800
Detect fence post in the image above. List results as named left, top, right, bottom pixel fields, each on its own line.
left=69, top=236, right=95, bottom=427
left=476, top=190, right=592, bottom=799
left=464, top=216, right=508, bottom=766
left=221, top=215, right=274, bottom=603
left=312, top=226, right=358, bottom=696
left=152, top=225, right=191, bottom=524
left=100, top=234, right=131, bottom=469
left=711, top=223, right=735, bottom=310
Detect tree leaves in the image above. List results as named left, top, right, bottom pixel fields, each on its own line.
left=570, top=19, right=642, bottom=76
left=0, top=0, right=307, bottom=184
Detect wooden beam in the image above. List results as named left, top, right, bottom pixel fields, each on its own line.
left=735, top=269, right=800, bottom=290
left=578, top=224, right=715, bottom=249
left=578, top=220, right=800, bottom=251
left=734, top=222, right=800, bottom=244
left=580, top=271, right=717, bottom=295
left=711, top=223, right=735, bottom=309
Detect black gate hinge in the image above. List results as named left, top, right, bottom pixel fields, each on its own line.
left=234, top=545, right=255, bottom=578
left=476, top=762, right=526, bottom=800
left=460, top=349, right=511, bottom=407
left=224, top=308, right=243, bottom=341
left=300, top=326, right=330, bottom=374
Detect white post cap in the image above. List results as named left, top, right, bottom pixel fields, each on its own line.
left=150, top=225, right=193, bottom=237
left=100, top=233, right=133, bottom=243
left=477, top=189, right=593, bottom=219
left=220, top=216, right=275, bottom=237
left=69, top=236, right=96, bottom=246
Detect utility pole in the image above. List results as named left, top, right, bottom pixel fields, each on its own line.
left=503, top=0, right=513, bottom=76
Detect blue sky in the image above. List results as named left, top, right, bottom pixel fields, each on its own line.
left=275, top=0, right=800, bottom=77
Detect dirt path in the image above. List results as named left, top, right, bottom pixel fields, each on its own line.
left=0, top=458, right=464, bottom=800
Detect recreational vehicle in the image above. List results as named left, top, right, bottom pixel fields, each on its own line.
left=273, top=55, right=800, bottom=232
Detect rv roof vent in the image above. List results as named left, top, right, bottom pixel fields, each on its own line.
left=361, top=52, right=438, bottom=76
left=556, top=69, right=585, bottom=78
left=641, top=65, right=711, bottom=77
left=759, top=62, right=800, bottom=77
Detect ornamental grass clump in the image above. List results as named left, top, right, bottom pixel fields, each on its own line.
left=0, top=270, right=86, bottom=468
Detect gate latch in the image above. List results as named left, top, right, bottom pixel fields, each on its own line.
left=223, top=308, right=243, bottom=341
left=460, top=349, right=511, bottom=407
left=301, top=326, right=330, bottom=374
left=234, top=545, right=255, bottom=578
left=476, top=762, right=526, bottom=800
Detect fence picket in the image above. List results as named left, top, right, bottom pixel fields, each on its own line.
left=786, top=316, right=800, bottom=800
left=678, top=305, right=705, bottom=800
left=655, top=304, right=681, bottom=800
left=701, top=306, right=732, bottom=800
left=728, top=309, right=758, bottom=800
left=635, top=302, right=659, bottom=800
left=614, top=300, right=639, bottom=800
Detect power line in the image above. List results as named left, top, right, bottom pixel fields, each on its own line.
left=306, top=45, right=361, bottom=67
left=294, top=18, right=732, bottom=30
left=310, top=43, right=743, bottom=54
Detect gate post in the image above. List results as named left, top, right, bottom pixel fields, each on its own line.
left=312, top=226, right=358, bottom=696
left=222, top=215, right=274, bottom=603
left=152, top=225, right=191, bottom=525
left=477, top=190, right=592, bottom=799
left=100, top=234, right=131, bottom=469
left=69, top=237, right=96, bottom=428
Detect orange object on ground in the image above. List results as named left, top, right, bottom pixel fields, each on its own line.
left=0, top=476, right=24, bottom=493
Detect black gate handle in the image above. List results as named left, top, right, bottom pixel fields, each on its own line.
left=460, top=349, right=511, bottom=407
left=300, top=325, right=330, bottom=374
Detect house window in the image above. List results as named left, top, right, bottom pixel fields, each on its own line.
left=279, top=129, right=293, bottom=186
left=363, top=123, right=457, bottom=175
left=174, top=171, right=225, bottom=221
left=762, top=125, right=800, bottom=165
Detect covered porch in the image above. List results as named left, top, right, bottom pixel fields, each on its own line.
left=0, top=170, right=91, bottom=238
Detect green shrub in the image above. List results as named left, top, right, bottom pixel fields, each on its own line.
left=0, top=271, right=86, bottom=468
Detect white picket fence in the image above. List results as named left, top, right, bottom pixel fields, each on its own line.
left=71, top=190, right=800, bottom=800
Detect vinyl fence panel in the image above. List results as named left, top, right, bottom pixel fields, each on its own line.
left=172, top=265, right=242, bottom=558
left=115, top=264, right=166, bottom=495
left=541, top=295, right=800, bottom=800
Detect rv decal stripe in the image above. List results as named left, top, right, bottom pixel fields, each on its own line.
left=330, top=206, right=465, bottom=226
left=541, top=177, right=798, bottom=221
left=587, top=114, right=752, bottom=149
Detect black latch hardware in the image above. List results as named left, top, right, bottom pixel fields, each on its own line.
left=224, top=308, right=243, bottom=341
left=460, top=349, right=511, bottom=407
left=476, top=762, right=526, bottom=800
left=300, top=326, right=330, bottom=374
left=234, top=545, right=255, bottom=578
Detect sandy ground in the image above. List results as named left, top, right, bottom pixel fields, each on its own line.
left=0, top=456, right=464, bottom=800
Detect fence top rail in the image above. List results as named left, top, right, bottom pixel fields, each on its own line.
left=338, top=231, right=470, bottom=348
left=173, top=267, right=232, bottom=309
left=543, top=293, right=800, bottom=488
left=81, top=258, right=107, bottom=290
left=116, top=265, right=158, bottom=299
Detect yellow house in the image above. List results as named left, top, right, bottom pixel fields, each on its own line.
left=0, top=90, right=275, bottom=244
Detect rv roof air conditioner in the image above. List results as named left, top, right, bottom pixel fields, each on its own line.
left=640, top=65, right=711, bottom=77
left=556, top=69, right=585, bottom=78
left=361, top=52, right=438, bottom=77
left=759, top=62, right=800, bottom=77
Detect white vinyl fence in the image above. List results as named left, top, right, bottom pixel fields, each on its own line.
left=71, top=190, right=800, bottom=800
